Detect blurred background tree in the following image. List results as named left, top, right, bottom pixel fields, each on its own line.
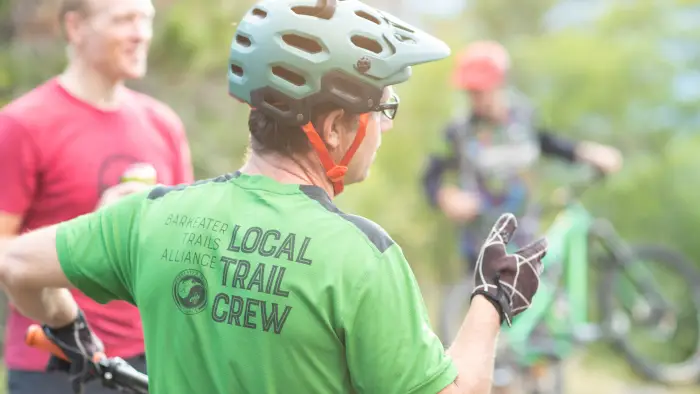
left=2, top=0, right=700, bottom=392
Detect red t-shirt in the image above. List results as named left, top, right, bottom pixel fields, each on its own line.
left=0, top=78, right=194, bottom=371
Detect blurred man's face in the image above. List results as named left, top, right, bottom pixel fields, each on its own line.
left=468, top=89, right=500, bottom=121
left=67, top=0, right=155, bottom=81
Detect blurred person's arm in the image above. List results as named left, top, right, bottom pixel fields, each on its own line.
left=574, top=140, right=623, bottom=174
left=537, top=129, right=577, bottom=162
left=0, top=192, right=145, bottom=327
left=537, top=129, right=623, bottom=173
left=436, top=187, right=481, bottom=224
left=0, top=113, right=39, bottom=256
left=423, top=123, right=481, bottom=223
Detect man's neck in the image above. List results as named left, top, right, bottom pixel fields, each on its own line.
left=58, top=61, right=125, bottom=110
left=239, top=152, right=334, bottom=198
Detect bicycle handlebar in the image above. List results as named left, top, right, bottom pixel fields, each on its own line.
left=25, top=325, right=149, bottom=394
left=539, top=165, right=607, bottom=217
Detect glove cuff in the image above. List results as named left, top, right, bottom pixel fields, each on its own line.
left=44, top=310, right=86, bottom=334
left=471, top=285, right=513, bottom=326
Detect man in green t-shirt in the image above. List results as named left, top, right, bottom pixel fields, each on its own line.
left=0, top=0, right=548, bottom=393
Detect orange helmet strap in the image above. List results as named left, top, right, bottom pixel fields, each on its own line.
left=300, top=113, right=370, bottom=196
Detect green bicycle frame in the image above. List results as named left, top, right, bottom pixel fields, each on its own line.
left=502, top=201, right=594, bottom=364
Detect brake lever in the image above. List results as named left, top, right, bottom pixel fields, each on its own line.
left=97, top=357, right=147, bottom=393
left=97, top=358, right=126, bottom=390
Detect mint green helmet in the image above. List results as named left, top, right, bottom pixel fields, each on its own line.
left=228, top=0, right=451, bottom=125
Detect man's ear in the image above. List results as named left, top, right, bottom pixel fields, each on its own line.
left=63, top=11, right=85, bottom=46
left=320, top=108, right=346, bottom=150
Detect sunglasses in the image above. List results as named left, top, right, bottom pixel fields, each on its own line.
left=371, top=92, right=400, bottom=120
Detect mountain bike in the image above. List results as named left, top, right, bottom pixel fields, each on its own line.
left=439, top=172, right=700, bottom=392
left=25, top=325, right=149, bottom=393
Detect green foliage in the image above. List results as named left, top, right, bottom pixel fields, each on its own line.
left=467, top=0, right=559, bottom=40
left=149, top=2, right=249, bottom=76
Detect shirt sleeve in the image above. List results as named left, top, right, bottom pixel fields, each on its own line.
left=0, top=114, right=39, bottom=216
left=345, top=244, right=458, bottom=394
left=537, top=129, right=578, bottom=162
left=55, top=191, right=147, bottom=305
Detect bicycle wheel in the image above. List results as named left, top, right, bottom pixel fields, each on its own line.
left=600, top=243, right=700, bottom=385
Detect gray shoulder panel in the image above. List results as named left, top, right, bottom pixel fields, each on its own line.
left=339, top=213, right=394, bottom=253
left=299, top=185, right=394, bottom=253
left=147, top=173, right=237, bottom=200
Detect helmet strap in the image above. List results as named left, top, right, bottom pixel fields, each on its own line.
left=301, top=113, right=370, bottom=196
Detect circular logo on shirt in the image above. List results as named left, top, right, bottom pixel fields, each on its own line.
left=97, top=154, right=142, bottom=194
left=172, top=269, right=208, bottom=315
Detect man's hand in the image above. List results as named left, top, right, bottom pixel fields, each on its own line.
left=44, top=310, right=105, bottom=394
left=96, top=181, right=152, bottom=210
left=471, top=213, right=547, bottom=326
left=576, top=141, right=623, bottom=174
left=436, top=185, right=481, bottom=223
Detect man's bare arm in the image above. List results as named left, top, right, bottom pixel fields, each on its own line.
left=0, top=225, right=78, bottom=328
left=0, top=212, right=22, bottom=256
left=436, top=213, right=545, bottom=394
left=436, top=295, right=501, bottom=394
left=0, top=238, right=14, bottom=259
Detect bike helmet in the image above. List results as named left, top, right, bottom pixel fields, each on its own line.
left=228, top=0, right=450, bottom=195
left=452, top=40, right=510, bottom=91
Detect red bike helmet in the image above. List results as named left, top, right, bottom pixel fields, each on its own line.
left=452, top=40, right=510, bottom=91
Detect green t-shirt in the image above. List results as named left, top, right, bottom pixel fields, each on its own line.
left=56, top=172, right=457, bottom=394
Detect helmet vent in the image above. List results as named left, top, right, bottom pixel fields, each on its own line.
left=236, top=34, right=252, bottom=48
left=394, top=33, right=415, bottom=44
left=230, top=64, right=244, bottom=77
left=251, top=8, right=268, bottom=18
left=351, top=35, right=382, bottom=54
left=272, top=66, right=306, bottom=87
left=378, top=13, right=415, bottom=33
left=355, top=10, right=380, bottom=25
left=282, top=34, right=323, bottom=54
left=291, top=6, right=333, bottom=20
left=391, top=22, right=414, bottom=34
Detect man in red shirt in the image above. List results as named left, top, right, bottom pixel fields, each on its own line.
left=0, top=0, right=193, bottom=392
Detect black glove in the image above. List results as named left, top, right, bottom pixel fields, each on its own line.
left=43, top=310, right=105, bottom=394
left=471, top=213, right=548, bottom=326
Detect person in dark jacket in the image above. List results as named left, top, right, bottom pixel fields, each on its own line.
left=423, top=40, right=623, bottom=268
